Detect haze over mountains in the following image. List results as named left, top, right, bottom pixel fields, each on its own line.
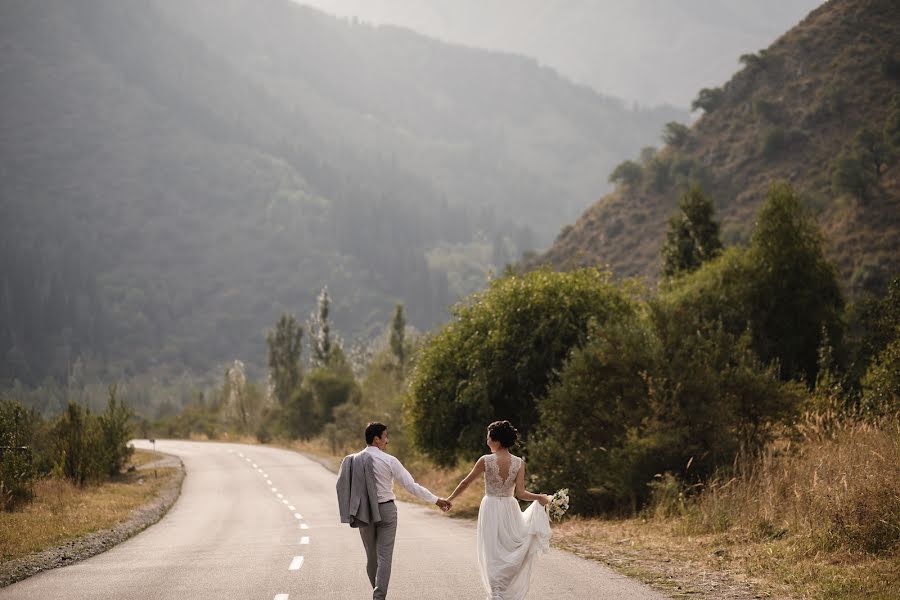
left=298, top=0, right=823, bottom=107
left=0, top=0, right=681, bottom=387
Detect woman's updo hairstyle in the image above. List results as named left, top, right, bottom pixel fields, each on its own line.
left=487, top=420, right=519, bottom=448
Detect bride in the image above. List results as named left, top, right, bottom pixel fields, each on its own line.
left=446, top=420, right=552, bottom=600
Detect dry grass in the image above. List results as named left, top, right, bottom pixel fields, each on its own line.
left=0, top=450, right=178, bottom=562
left=553, top=414, right=900, bottom=600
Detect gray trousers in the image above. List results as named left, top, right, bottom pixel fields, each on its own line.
left=358, top=500, right=398, bottom=600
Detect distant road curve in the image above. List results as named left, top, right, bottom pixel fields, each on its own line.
left=0, top=440, right=669, bottom=599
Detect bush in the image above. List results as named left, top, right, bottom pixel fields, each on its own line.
left=407, top=268, right=637, bottom=466
left=53, top=402, right=103, bottom=486
left=530, top=300, right=804, bottom=515
left=661, top=185, right=722, bottom=278
left=0, top=399, right=38, bottom=510
left=662, top=122, right=690, bottom=147
left=97, top=385, right=134, bottom=477
left=752, top=98, right=782, bottom=123
left=759, top=127, right=804, bottom=159
left=608, top=159, right=643, bottom=188
left=832, top=149, right=877, bottom=203
left=691, top=87, right=724, bottom=113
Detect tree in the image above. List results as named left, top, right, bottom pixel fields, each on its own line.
left=662, top=122, right=690, bottom=147
left=661, top=185, right=723, bottom=278
left=389, top=304, right=406, bottom=368
left=748, top=181, right=844, bottom=383
left=312, top=287, right=332, bottom=367
left=691, top=87, right=724, bottom=113
left=854, top=127, right=891, bottom=181
left=97, top=384, right=134, bottom=477
left=266, top=313, right=304, bottom=407
left=832, top=149, right=877, bottom=203
left=406, top=268, right=637, bottom=466
left=608, top=160, right=643, bottom=188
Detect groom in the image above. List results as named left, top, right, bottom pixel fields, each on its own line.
left=339, top=422, right=451, bottom=600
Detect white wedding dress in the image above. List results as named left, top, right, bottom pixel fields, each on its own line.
left=476, top=453, right=551, bottom=600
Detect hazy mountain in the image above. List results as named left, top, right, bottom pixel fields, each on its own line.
left=537, top=0, right=900, bottom=294
left=0, top=0, right=683, bottom=386
left=297, top=0, right=822, bottom=108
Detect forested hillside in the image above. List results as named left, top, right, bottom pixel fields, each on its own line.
left=0, top=0, right=683, bottom=390
left=539, top=0, right=900, bottom=294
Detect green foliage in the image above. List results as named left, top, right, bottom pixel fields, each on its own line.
left=96, top=385, right=134, bottom=477
left=759, top=127, right=804, bottom=159
left=0, top=399, right=39, bottom=510
left=691, top=87, right=725, bottom=113
left=752, top=98, right=782, bottom=123
left=390, top=304, right=406, bottom=369
left=608, top=160, right=643, bottom=188
left=312, top=287, right=332, bottom=368
left=661, top=185, right=723, bottom=278
left=833, top=119, right=898, bottom=203
left=858, top=276, right=900, bottom=413
left=267, top=313, right=304, bottom=407
left=663, top=183, right=844, bottom=385
left=662, top=122, right=690, bottom=147
left=407, top=269, right=636, bottom=466
left=530, top=300, right=804, bottom=514
left=52, top=402, right=103, bottom=486
left=861, top=338, right=900, bottom=414
left=748, top=182, right=845, bottom=383
left=739, top=51, right=771, bottom=70
left=832, top=149, right=878, bottom=203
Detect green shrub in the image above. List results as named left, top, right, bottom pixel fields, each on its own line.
left=608, top=159, right=643, bottom=188
left=662, top=122, right=690, bottom=147
left=832, top=149, right=877, bottom=203
left=691, top=87, right=725, bottom=113
left=0, top=399, right=38, bottom=510
left=407, top=268, right=637, bottom=466
left=52, top=402, right=104, bottom=486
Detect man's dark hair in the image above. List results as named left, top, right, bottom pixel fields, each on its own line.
left=365, top=422, right=388, bottom=445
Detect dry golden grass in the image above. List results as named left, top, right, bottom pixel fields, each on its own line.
left=0, top=450, right=178, bottom=562
left=552, top=414, right=900, bottom=600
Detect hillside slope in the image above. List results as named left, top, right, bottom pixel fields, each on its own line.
left=539, top=0, right=900, bottom=294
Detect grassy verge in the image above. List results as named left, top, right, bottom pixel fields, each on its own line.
left=554, top=415, right=900, bottom=600
left=0, top=449, right=179, bottom=562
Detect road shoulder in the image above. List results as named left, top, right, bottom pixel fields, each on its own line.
left=0, top=453, right=185, bottom=588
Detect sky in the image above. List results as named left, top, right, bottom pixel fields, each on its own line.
left=296, top=0, right=824, bottom=108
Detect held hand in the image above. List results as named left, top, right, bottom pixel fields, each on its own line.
left=537, top=494, right=552, bottom=507
left=436, top=498, right=452, bottom=512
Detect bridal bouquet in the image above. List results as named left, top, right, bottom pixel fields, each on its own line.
left=547, top=488, right=569, bottom=521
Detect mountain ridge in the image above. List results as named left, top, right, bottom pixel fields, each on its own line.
left=537, top=0, right=900, bottom=294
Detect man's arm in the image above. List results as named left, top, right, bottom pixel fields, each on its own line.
left=390, top=456, right=443, bottom=506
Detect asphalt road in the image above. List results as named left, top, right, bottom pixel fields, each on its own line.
left=1, top=440, right=669, bottom=599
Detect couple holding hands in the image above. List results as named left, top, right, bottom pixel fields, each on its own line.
left=336, top=420, right=553, bottom=600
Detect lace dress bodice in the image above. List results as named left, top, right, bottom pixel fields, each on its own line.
left=484, top=453, right=521, bottom=497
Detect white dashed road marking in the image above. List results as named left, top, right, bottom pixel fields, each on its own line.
left=300, top=537, right=309, bottom=545
left=300, top=523, right=309, bottom=530
left=274, top=595, right=289, bottom=600
left=288, top=556, right=304, bottom=571
left=294, top=513, right=303, bottom=520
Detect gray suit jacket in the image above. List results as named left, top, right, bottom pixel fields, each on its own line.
left=336, top=450, right=382, bottom=528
